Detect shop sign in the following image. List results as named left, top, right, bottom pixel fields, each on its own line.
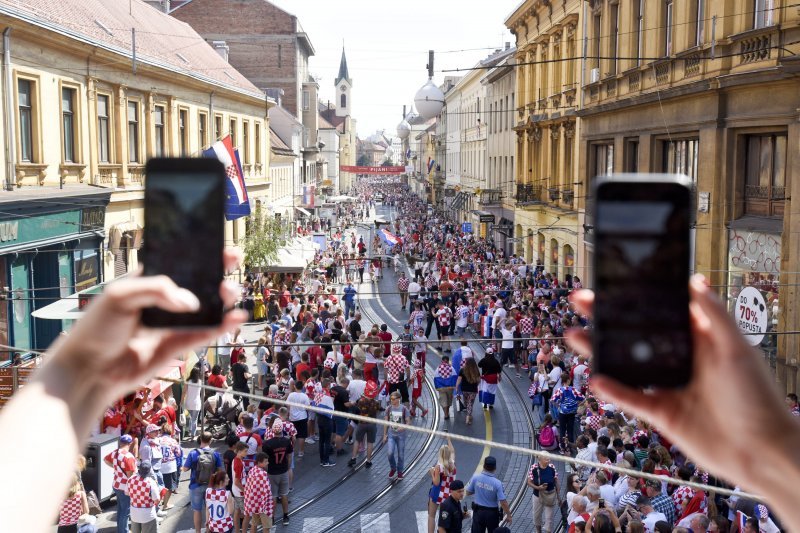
left=736, top=286, right=767, bottom=346
left=462, top=222, right=473, bottom=233
left=0, top=211, right=81, bottom=249
left=479, top=214, right=495, bottom=223
left=75, top=255, right=100, bottom=292
left=0, top=368, right=12, bottom=409
left=340, top=165, right=405, bottom=175
left=80, top=207, right=105, bottom=232
left=15, top=365, right=36, bottom=389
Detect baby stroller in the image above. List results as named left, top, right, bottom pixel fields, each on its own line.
left=203, top=392, right=242, bottom=440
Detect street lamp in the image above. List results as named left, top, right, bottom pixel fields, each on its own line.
left=414, top=50, right=444, bottom=120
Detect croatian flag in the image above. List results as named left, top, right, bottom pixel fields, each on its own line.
left=202, top=135, right=250, bottom=221
left=735, top=511, right=748, bottom=532
left=427, top=158, right=436, bottom=175
left=379, top=228, right=402, bottom=248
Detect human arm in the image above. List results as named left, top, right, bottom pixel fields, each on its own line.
left=500, top=499, right=512, bottom=524
left=79, top=491, right=90, bottom=516
left=567, top=275, right=800, bottom=529
left=0, top=253, right=245, bottom=533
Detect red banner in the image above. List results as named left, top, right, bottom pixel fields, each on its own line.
left=340, top=165, right=406, bottom=174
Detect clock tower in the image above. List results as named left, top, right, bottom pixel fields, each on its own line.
left=334, top=47, right=351, bottom=118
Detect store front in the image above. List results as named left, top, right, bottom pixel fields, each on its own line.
left=726, top=223, right=781, bottom=367
left=0, top=191, right=111, bottom=361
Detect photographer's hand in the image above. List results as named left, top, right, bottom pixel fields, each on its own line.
left=567, top=275, right=800, bottom=529
left=0, top=249, right=246, bottom=533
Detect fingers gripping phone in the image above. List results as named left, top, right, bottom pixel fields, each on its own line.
left=591, top=174, right=694, bottom=388
left=141, top=158, right=226, bottom=328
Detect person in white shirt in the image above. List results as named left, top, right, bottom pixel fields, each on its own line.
left=347, top=369, right=367, bottom=402
left=596, top=471, right=619, bottom=510
left=635, top=495, right=667, bottom=533
left=548, top=356, right=563, bottom=391
left=572, top=356, right=589, bottom=393
left=491, top=302, right=507, bottom=337
left=217, top=330, right=234, bottom=374
left=286, top=381, right=310, bottom=457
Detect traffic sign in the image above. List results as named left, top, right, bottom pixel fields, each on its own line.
left=462, top=222, right=473, bottom=233
left=736, top=286, right=767, bottom=346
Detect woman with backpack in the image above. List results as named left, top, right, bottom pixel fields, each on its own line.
left=537, top=414, right=560, bottom=452
left=550, top=374, right=585, bottom=445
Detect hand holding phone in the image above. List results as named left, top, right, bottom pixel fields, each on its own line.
left=142, top=158, right=226, bottom=328
left=591, top=174, right=694, bottom=388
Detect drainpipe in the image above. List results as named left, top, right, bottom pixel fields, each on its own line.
left=3, top=28, right=16, bottom=191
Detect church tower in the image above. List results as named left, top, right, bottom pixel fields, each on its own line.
left=334, top=47, right=351, bottom=118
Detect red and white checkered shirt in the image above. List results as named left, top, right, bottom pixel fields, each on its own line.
left=672, top=485, right=695, bottom=515
left=397, top=277, right=410, bottom=291
left=585, top=414, right=603, bottom=431
left=518, top=316, right=535, bottom=335
left=244, top=466, right=274, bottom=517
left=435, top=464, right=457, bottom=505
left=384, top=354, right=410, bottom=384
left=264, top=419, right=298, bottom=441
left=58, top=493, right=82, bottom=526
left=436, top=307, right=452, bottom=327
left=205, top=488, right=234, bottom=532
left=127, top=474, right=156, bottom=509
left=108, top=448, right=136, bottom=491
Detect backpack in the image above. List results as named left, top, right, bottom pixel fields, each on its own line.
left=195, top=449, right=215, bottom=485
left=539, top=425, right=556, bottom=448
left=558, top=387, right=579, bottom=415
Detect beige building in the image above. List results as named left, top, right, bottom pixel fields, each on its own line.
left=506, top=0, right=582, bottom=279
left=576, top=0, right=800, bottom=392
left=0, top=0, right=271, bottom=354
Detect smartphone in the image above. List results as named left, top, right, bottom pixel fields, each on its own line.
left=591, top=174, right=693, bottom=388
left=141, top=158, right=226, bottom=328
left=599, top=498, right=605, bottom=509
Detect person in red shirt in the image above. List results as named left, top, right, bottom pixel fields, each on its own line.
left=377, top=325, right=393, bottom=358
left=208, top=365, right=228, bottom=391
left=294, top=353, right=311, bottom=383
left=305, top=344, right=324, bottom=373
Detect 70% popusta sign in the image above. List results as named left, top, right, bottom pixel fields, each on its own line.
left=736, top=286, right=767, bottom=346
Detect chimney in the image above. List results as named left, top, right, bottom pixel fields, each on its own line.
left=505, top=41, right=511, bottom=50
left=211, top=41, right=229, bottom=62
left=265, top=88, right=284, bottom=107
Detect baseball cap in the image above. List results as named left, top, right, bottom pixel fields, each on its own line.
left=145, top=424, right=160, bottom=434
left=403, top=324, right=410, bottom=329
left=484, top=456, right=497, bottom=469
left=644, top=479, right=661, bottom=490
left=450, top=479, right=465, bottom=491
left=756, top=504, right=769, bottom=520
left=119, top=434, right=133, bottom=444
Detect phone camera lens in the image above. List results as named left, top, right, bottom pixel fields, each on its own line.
left=632, top=341, right=653, bottom=362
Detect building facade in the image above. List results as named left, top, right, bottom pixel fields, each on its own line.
left=507, top=0, right=582, bottom=280
left=0, top=0, right=270, bottom=358
left=577, top=0, right=800, bottom=392
left=482, top=48, right=517, bottom=253
left=268, top=105, right=303, bottom=232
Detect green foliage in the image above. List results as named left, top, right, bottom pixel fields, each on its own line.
left=242, top=205, right=286, bottom=271
left=356, top=153, right=371, bottom=166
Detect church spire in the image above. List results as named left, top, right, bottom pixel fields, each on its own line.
left=335, top=47, right=351, bottom=86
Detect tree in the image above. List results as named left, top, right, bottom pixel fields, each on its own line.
left=242, top=205, right=286, bottom=271
left=356, top=153, right=370, bottom=166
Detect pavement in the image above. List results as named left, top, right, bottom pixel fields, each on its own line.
left=76, top=202, right=561, bottom=533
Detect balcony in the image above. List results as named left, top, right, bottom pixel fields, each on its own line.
left=561, top=189, right=574, bottom=208
left=515, top=183, right=542, bottom=205
left=654, top=62, right=671, bottom=85
left=479, top=189, right=501, bottom=206
left=96, top=164, right=122, bottom=186
left=128, top=165, right=145, bottom=186
left=548, top=187, right=560, bottom=201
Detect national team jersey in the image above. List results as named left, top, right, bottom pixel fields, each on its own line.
left=205, top=488, right=234, bottom=532
left=105, top=448, right=136, bottom=491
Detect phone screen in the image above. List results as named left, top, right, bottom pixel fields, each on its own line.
left=142, top=158, right=225, bottom=327
left=592, top=178, right=693, bottom=387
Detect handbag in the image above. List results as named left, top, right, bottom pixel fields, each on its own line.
left=531, top=393, right=543, bottom=406
left=85, top=490, right=102, bottom=515
left=540, top=489, right=557, bottom=506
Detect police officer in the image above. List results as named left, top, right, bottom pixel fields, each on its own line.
left=465, top=456, right=512, bottom=533
left=438, top=479, right=470, bottom=533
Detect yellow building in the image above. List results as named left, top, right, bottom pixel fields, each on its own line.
left=0, top=0, right=272, bottom=355
left=506, top=0, right=582, bottom=280
left=577, top=0, right=800, bottom=391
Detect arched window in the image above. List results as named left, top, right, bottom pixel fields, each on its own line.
left=340, top=93, right=347, bottom=108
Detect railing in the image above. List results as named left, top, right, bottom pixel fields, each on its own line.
left=516, top=183, right=542, bottom=204
left=97, top=164, right=121, bottom=185
left=129, top=165, right=145, bottom=186
left=548, top=187, right=560, bottom=201
left=628, top=72, right=641, bottom=92
left=479, top=189, right=501, bottom=206
left=684, top=54, right=702, bottom=78
left=589, top=86, right=599, bottom=102
left=561, top=189, right=574, bottom=207
left=740, top=34, right=771, bottom=63
left=655, top=62, right=671, bottom=85
left=605, top=79, right=617, bottom=98
left=537, top=98, right=547, bottom=110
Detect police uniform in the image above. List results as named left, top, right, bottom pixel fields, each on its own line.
left=466, top=457, right=507, bottom=533
left=438, top=495, right=465, bottom=533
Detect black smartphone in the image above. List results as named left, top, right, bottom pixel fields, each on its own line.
left=141, top=158, right=226, bottom=328
left=599, top=498, right=605, bottom=509
left=591, top=174, right=693, bottom=388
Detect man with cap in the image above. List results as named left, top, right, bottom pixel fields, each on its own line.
left=125, top=461, right=162, bottom=533
left=437, top=479, right=470, bottom=533
left=349, top=379, right=380, bottom=468
left=104, top=434, right=136, bottom=533
left=138, top=424, right=165, bottom=512
left=465, top=456, right=512, bottom=532
left=643, top=478, right=676, bottom=526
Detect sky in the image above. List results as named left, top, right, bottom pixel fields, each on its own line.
left=270, top=0, right=522, bottom=139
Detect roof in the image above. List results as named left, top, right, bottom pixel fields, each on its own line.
left=319, top=104, right=346, bottom=128
left=335, top=47, right=351, bottom=86
left=0, top=0, right=264, bottom=98
left=270, top=128, right=294, bottom=156
left=318, top=114, right=336, bottom=129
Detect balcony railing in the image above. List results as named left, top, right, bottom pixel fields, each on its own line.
left=129, top=165, right=145, bottom=186
left=516, top=183, right=542, bottom=204
left=479, top=189, right=501, bottom=206
left=561, top=189, right=574, bottom=207
left=548, top=187, right=560, bottom=201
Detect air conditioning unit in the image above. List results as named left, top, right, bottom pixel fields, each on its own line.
left=590, top=68, right=600, bottom=84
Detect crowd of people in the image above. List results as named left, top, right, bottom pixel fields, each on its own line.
left=40, top=177, right=800, bottom=533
